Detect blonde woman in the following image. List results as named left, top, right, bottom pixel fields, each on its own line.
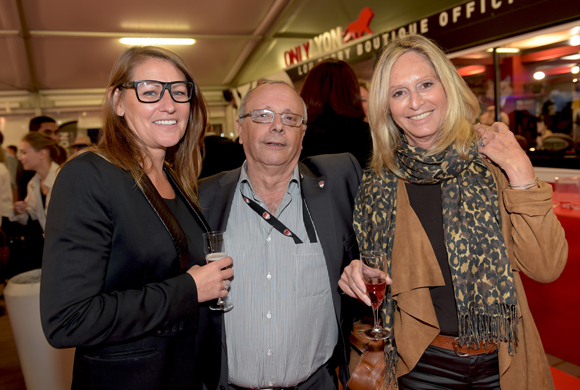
left=339, top=34, right=567, bottom=389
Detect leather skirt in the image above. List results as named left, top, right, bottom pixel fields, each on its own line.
left=398, top=344, right=501, bottom=390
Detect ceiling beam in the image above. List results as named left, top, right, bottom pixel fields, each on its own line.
left=14, top=0, right=39, bottom=93
left=224, top=0, right=298, bottom=86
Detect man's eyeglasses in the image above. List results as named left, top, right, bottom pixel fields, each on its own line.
left=240, top=109, right=304, bottom=127
left=119, top=80, right=194, bottom=103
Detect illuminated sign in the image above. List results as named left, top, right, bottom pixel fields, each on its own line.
left=283, top=7, right=375, bottom=67
left=285, top=0, right=543, bottom=80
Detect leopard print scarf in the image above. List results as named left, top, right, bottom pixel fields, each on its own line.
left=354, top=140, right=519, bottom=385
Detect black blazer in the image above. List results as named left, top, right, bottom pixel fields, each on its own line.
left=199, top=153, right=362, bottom=388
left=40, top=152, right=220, bottom=390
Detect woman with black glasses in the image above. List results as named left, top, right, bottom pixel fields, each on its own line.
left=40, top=46, right=233, bottom=390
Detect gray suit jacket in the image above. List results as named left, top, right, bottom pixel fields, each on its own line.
left=199, top=153, right=362, bottom=389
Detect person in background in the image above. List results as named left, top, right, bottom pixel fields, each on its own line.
left=479, top=104, right=510, bottom=127
left=359, top=79, right=370, bottom=121
left=10, top=132, right=60, bottom=232
left=40, top=45, right=231, bottom=390
left=299, top=58, right=372, bottom=169
left=0, top=144, right=13, bottom=285
left=200, top=80, right=362, bottom=390
left=0, top=132, right=19, bottom=201
left=18, top=116, right=67, bottom=201
left=6, top=145, right=17, bottom=157
left=6, top=132, right=60, bottom=274
left=339, top=34, right=567, bottom=389
left=70, top=134, right=92, bottom=154
left=28, top=116, right=68, bottom=164
left=199, top=124, right=245, bottom=179
left=0, top=146, right=14, bottom=228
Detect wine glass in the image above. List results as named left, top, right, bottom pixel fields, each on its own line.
left=202, top=231, right=234, bottom=312
left=360, top=250, right=390, bottom=340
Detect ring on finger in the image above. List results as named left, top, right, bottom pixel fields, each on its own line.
left=478, top=137, right=486, bottom=147
left=224, top=280, right=231, bottom=290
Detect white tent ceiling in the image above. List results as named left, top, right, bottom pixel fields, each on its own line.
left=0, top=0, right=462, bottom=116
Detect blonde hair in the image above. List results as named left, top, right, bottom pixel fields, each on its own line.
left=368, top=34, right=480, bottom=177
left=85, top=46, right=207, bottom=202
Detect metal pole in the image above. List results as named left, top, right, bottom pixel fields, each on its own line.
left=493, top=48, right=501, bottom=123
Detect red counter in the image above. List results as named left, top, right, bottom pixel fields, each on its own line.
left=520, top=202, right=580, bottom=366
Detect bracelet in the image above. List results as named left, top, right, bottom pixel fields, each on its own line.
left=509, top=177, right=539, bottom=190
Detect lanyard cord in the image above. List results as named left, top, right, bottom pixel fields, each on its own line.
left=240, top=187, right=317, bottom=245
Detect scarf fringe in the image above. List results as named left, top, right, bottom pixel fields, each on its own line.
left=384, top=338, right=398, bottom=388
left=457, top=303, right=519, bottom=354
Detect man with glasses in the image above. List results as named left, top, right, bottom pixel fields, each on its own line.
left=199, top=80, right=362, bottom=390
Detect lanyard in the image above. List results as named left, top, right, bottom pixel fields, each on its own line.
left=240, top=188, right=317, bottom=245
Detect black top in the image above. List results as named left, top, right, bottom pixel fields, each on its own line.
left=164, top=191, right=222, bottom=388
left=300, top=110, right=372, bottom=169
left=405, top=182, right=459, bottom=336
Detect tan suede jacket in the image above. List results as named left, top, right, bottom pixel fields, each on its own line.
left=389, top=163, right=568, bottom=389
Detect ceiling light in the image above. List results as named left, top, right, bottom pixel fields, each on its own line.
left=120, top=38, right=195, bottom=46
left=486, top=48, right=520, bottom=53
left=571, top=35, right=580, bottom=46
left=534, top=71, right=546, bottom=80
left=562, top=54, right=580, bottom=60
left=572, top=66, right=580, bottom=74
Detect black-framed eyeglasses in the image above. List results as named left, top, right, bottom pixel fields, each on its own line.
left=119, top=80, right=194, bottom=103
left=240, top=109, right=304, bottom=127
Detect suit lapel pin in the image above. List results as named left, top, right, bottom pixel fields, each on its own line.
left=318, top=181, right=325, bottom=188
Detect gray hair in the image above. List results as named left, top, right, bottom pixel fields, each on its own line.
left=238, top=80, right=308, bottom=125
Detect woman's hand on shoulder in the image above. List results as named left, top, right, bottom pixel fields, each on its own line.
left=187, top=256, right=234, bottom=303
left=475, top=122, right=536, bottom=186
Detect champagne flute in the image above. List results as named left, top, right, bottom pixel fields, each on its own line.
left=360, top=250, right=390, bottom=340
left=202, top=231, right=234, bottom=312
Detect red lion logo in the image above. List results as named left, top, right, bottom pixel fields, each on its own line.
left=343, top=7, right=374, bottom=43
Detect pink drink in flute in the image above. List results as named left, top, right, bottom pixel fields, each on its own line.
left=360, top=250, right=390, bottom=340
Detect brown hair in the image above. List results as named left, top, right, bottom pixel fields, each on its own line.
left=368, top=34, right=480, bottom=177
left=88, top=45, right=207, bottom=201
left=300, top=58, right=364, bottom=123
left=22, top=132, right=62, bottom=163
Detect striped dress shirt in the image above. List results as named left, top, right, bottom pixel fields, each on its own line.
left=223, top=163, right=337, bottom=388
